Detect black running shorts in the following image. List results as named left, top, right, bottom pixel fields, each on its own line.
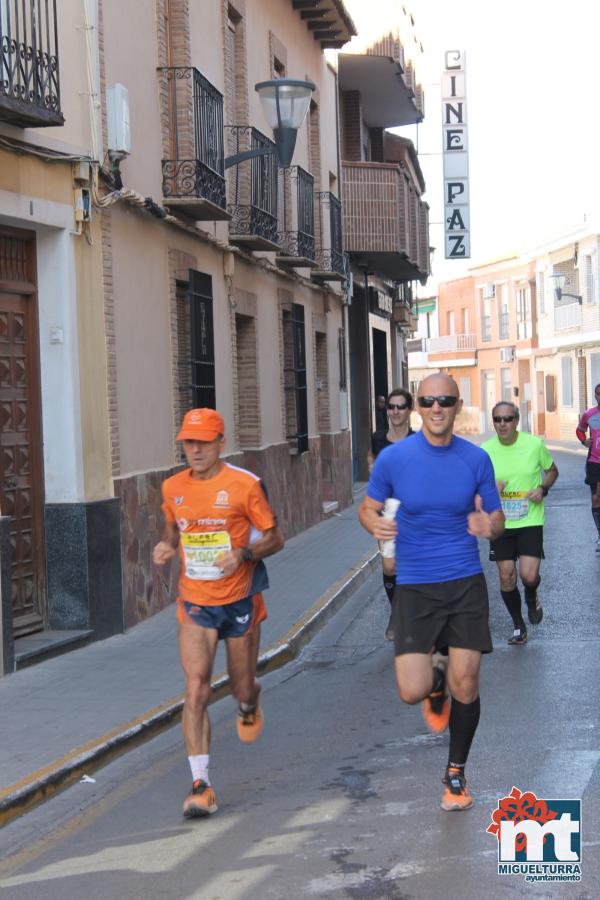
left=392, top=573, right=492, bottom=656
left=585, top=461, right=600, bottom=491
left=489, top=524, right=544, bottom=562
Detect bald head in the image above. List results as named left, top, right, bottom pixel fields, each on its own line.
left=418, top=373, right=460, bottom=398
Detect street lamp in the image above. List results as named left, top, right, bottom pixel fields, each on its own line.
left=549, top=273, right=582, bottom=304
left=224, top=78, right=315, bottom=169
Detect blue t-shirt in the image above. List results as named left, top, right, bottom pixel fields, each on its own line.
left=367, top=430, right=501, bottom=584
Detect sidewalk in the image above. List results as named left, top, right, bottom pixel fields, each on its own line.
left=0, top=493, right=379, bottom=826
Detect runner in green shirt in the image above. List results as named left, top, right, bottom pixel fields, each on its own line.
left=481, top=402, right=559, bottom=645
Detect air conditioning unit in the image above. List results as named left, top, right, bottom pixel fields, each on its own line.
left=483, top=283, right=496, bottom=299
left=500, top=346, right=514, bottom=363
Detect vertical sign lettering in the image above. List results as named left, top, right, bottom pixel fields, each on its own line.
left=442, top=50, right=470, bottom=258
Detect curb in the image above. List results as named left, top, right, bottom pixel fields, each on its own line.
left=0, top=548, right=380, bottom=829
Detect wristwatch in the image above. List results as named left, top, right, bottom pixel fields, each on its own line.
left=541, top=485, right=549, bottom=497
left=240, top=546, right=253, bottom=563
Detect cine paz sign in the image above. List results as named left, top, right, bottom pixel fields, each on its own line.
left=442, top=49, right=470, bottom=259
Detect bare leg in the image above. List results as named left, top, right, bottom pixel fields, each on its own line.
left=226, top=623, right=262, bottom=708
left=178, top=623, right=219, bottom=755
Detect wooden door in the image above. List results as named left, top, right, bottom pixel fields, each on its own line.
left=0, top=231, right=46, bottom=636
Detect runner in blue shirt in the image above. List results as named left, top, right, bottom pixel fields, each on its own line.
left=359, top=373, right=504, bottom=811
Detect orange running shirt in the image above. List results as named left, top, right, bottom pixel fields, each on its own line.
left=161, top=462, right=277, bottom=606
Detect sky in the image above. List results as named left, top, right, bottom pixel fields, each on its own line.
left=345, top=0, right=600, bottom=286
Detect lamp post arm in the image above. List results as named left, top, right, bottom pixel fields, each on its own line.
left=562, top=292, right=583, bottom=305
left=224, top=145, right=274, bottom=169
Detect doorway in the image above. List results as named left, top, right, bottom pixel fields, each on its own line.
left=0, top=230, right=46, bottom=636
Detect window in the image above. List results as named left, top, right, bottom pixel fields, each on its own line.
left=235, top=314, right=260, bottom=447
left=447, top=310, right=455, bottom=335
left=338, top=327, right=347, bottom=391
left=176, top=270, right=216, bottom=416
left=282, top=303, right=308, bottom=454
left=462, top=308, right=469, bottom=333
left=516, top=286, right=532, bottom=340
left=584, top=254, right=597, bottom=305
left=314, top=331, right=330, bottom=432
left=590, top=353, right=600, bottom=392
left=459, top=376, right=471, bottom=405
left=561, top=356, right=573, bottom=407
left=501, top=368, right=511, bottom=401
left=536, top=271, right=546, bottom=315
left=545, top=374, right=556, bottom=412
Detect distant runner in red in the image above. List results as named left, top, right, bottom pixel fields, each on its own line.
left=576, top=383, right=600, bottom=552
left=153, top=409, right=284, bottom=819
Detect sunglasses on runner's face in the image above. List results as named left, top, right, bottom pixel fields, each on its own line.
left=387, top=402, right=409, bottom=411
left=417, top=395, right=458, bottom=408
left=493, top=415, right=516, bottom=423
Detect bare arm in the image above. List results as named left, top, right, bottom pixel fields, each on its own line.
left=467, top=495, right=505, bottom=540
left=526, top=462, right=559, bottom=503
left=216, top=525, right=284, bottom=578
left=152, top=519, right=179, bottom=566
left=358, top=495, right=396, bottom=542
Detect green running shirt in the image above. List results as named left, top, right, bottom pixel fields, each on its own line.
left=481, top=432, right=554, bottom=529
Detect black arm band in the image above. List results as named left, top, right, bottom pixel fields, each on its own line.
left=541, top=485, right=549, bottom=497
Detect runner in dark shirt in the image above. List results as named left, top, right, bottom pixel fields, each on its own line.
left=367, top=388, right=414, bottom=639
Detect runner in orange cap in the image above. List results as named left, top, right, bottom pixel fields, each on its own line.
left=153, top=408, right=284, bottom=818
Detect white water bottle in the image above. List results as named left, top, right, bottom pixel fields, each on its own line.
left=378, top=498, right=400, bottom=559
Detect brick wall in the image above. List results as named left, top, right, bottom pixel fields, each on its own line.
left=314, top=327, right=330, bottom=432
left=341, top=162, right=404, bottom=254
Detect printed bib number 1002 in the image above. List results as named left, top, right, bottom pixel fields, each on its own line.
left=181, top=531, right=231, bottom=580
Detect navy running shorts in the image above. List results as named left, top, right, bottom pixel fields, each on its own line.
left=177, top=593, right=266, bottom=639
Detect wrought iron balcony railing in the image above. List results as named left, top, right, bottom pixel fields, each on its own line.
left=498, top=311, right=509, bottom=340
left=0, top=0, right=63, bottom=127
left=313, top=191, right=345, bottom=281
left=158, top=67, right=227, bottom=220
left=226, top=125, right=279, bottom=251
left=277, top=166, right=315, bottom=267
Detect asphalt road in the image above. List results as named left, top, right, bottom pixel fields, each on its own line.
left=1, top=449, right=599, bottom=900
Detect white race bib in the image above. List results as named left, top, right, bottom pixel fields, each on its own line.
left=501, top=492, right=529, bottom=521
left=181, top=531, right=231, bottom=580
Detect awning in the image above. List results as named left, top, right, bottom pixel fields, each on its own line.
left=337, top=53, right=421, bottom=128
left=549, top=244, right=576, bottom=265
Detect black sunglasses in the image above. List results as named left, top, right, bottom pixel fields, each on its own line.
left=417, top=395, right=458, bottom=408
left=493, top=415, right=516, bottom=423
left=387, top=402, right=409, bottom=411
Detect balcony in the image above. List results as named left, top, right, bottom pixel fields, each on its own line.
left=158, top=67, right=228, bottom=221
left=554, top=302, right=582, bottom=332
left=276, top=166, right=316, bottom=268
left=226, top=126, right=279, bottom=250
left=427, top=334, right=476, bottom=353
left=341, top=161, right=429, bottom=283
left=0, top=0, right=63, bottom=127
left=312, top=191, right=346, bottom=281
left=337, top=37, right=422, bottom=128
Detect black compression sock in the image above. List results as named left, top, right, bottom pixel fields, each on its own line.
left=593, top=508, right=600, bottom=538
left=448, top=696, right=481, bottom=769
left=524, top=577, right=541, bottom=604
left=383, top=573, right=395, bottom=605
left=501, top=588, right=524, bottom=626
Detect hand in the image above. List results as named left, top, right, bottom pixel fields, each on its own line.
left=213, top=549, right=243, bottom=577
left=372, top=518, right=397, bottom=542
left=526, top=487, right=544, bottom=503
left=584, top=438, right=592, bottom=448
left=467, top=494, right=495, bottom=539
left=496, top=480, right=507, bottom=493
left=153, top=541, right=176, bottom=566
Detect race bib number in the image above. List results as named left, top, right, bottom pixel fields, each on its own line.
left=181, top=531, right=231, bottom=580
left=501, top=491, right=529, bottom=521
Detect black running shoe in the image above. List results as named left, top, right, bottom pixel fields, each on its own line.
left=508, top=625, right=527, bottom=645
left=526, top=595, right=543, bottom=625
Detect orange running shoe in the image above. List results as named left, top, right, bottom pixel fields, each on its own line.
left=441, top=767, right=473, bottom=811
left=182, top=779, right=218, bottom=818
left=422, top=658, right=450, bottom=733
left=237, top=702, right=264, bottom=743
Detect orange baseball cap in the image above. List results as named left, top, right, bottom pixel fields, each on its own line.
left=177, top=408, right=225, bottom=441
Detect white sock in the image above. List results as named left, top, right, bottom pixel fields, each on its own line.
left=188, top=754, right=210, bottom=785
